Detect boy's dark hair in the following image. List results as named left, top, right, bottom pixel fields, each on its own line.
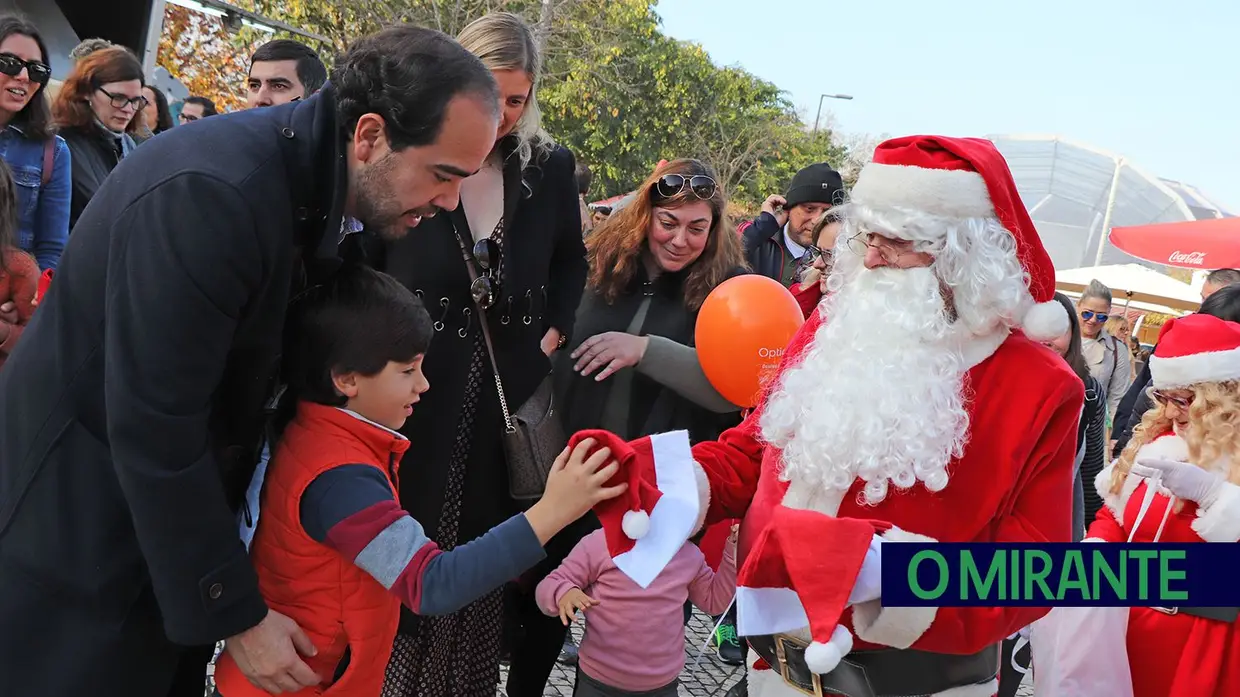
left=183, top=96, right=218, bottom=117
left=332, top=25, right=498, bottom=150
left=250, top=39, right=328, bottom=97
left=283, top=264, right=432, bottom=407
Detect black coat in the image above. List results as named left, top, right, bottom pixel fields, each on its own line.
left=380, top=141, right=586, bottom=632
left=59, top=123, right=133, bottom=231
left=0, top=90, right=348, bottom=696
left=742, top=211, right=790, bottom=283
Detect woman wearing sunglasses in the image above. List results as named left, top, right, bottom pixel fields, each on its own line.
left=378, top=14, right=588, bottom=697
left=1077, top=279, right=1132, bottom=425
left=0, top=16, right=69, bottom=272
left=1081, top=312, right=1240, bottom=697
left=51, top=46, right=145, bottom=230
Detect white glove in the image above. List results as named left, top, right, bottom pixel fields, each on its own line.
left=1130, top=458, right=1225, bottom=508
left=848, top=534, right=884, bottom=605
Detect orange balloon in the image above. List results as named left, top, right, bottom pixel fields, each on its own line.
left=695, top=275, right=805, bottom=408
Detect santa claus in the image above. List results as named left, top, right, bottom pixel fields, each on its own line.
left=570, top=135, right=1084, bottom=697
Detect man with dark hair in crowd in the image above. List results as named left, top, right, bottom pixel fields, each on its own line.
left=0, top=26, right=500, bottom=697
left=743, top=162, right=846, bottom=287
left=576, top=159, right=593, bottom=235
left=178, top=96, right=218, bottom=123
left=247, top=39, right=328, bottom=108
left=1202, top=267, right=1240, bottom=301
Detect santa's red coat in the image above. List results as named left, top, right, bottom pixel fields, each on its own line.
left=1087, top=433, right=1240, bottom=697
left=691, top=309, right=1083, bottom=664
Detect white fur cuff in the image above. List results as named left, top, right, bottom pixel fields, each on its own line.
left=1192, top=481, right=1240, bottom=543
left=690, top=460, right=711, bottom=536
left=851, top=527, right=939, bottom=649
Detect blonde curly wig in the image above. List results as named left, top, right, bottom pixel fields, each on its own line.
left=1110, top=379, right=1240, bottom=495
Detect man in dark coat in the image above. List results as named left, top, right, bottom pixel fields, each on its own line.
left=742, top=163, right=845, bottom=286
left=0, top=26, right=499, bottom=697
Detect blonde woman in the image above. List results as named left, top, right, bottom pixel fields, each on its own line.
left=1085, top=313, right=1240, bottom=696
left=380, top=13, right=587, bottom=697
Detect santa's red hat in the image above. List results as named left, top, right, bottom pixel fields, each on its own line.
left=850, top=135, right=1067, bottom=342
left=1150, top=314, right=1240, bottom=389
left=567, top=429, right=702, bottom=588
left=735, top=506, right=890, bottom=674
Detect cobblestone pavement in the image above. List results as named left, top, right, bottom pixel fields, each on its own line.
left=207, top=610, right=1034, bottom=696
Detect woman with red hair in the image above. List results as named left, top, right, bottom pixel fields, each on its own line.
left=51, top=46, right=145, bottom=230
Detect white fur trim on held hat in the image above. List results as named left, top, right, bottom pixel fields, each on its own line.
left=851, top=162, right=995, bottom=219
left=622, top=509, right=650, bottom=540
left=804, top=625, right=853, bottom=674
left=1023, top=300, right=1070, bottom=343
left=1150, top=345, right=1240, bottom=389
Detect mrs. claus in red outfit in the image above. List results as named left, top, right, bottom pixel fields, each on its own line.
left=570, top=136, right=1084, bottom=697
left=1086, top=313, right=1240, bottom=697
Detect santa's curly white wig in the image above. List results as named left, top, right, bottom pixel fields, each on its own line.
left=760, top=201, right=1037, bottom=506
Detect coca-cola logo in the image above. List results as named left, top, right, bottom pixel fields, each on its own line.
left=1167, top=250, right=1207, bottom=266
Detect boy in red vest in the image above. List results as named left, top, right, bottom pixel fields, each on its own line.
left=214, top=265, right=625, bottom=697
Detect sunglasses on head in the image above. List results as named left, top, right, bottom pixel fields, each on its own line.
left=653, top=174, right=717, bottom=201
left=1080, top=310, right=1109, bottom=323
left=470, top=238, right=501, bottom=310
left=0, top=53, right=51, bottom=86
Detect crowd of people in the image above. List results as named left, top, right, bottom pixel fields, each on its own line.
left=0, top=9, right=1238, bottom=697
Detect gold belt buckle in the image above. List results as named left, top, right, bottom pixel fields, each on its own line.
left=774, top=634, right=825, bottom=697
left=1151, top=606, right=1179, bottom=615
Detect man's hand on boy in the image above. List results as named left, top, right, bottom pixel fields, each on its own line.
left=557, top=587, right=599, bottom=626
left=525, top=438, right=627, bottom=544
left=225, top=609, right=322, bottom=693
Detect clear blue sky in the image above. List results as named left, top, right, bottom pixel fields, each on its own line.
left=655, top=0, right=1238, bottom=212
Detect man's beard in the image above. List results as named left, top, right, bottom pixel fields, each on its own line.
left=759, top=261, right=971, bottom=506
left=352, top=154, right=438, bottom=241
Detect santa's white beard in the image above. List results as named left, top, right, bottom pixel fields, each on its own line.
left=760, top=263, right=970, bottom=506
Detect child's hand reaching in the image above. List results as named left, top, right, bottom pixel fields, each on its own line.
left=525, top=438, right=628, bottom=544
left=557, top=587, right=599, bottom=626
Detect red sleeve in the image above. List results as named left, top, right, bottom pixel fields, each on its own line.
left=1085, top=502, right=1126, bottom=542
left=851, top=376, right=1085, bottom=654
left=693, top=409, right=765, bottom=524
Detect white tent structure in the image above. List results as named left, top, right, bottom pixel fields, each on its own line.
left=1056, top=264, right=1200, bottom=312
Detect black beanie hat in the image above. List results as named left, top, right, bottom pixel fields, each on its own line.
left=785, top=163, right=846, bottom=209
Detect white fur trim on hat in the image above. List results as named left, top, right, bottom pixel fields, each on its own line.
left=1150, top=345, right=1240, bottom=389
left=622, top=509, right=650, bottom=540
left=851, top=162, right=995, bottom=219
left=1192, top=481, right=1240, bottom=543
left=851, top=527, right=939, bottom=649
left=1023, top=300, right=1070, bottom=342
left=804, top=624, right=853, bottom=674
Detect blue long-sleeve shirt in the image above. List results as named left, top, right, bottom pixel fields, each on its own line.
left=299, top=464, right=545, bottom=615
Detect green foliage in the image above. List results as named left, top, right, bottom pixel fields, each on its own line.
left=158, top=0, right=851, bottom=212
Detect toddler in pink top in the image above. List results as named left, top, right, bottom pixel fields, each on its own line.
left=536, top=526, right=738, bottom=696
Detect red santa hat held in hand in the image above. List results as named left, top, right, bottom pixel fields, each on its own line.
left=849, top=136, right=1068, bottom=341
left=736, top=506, right=891, bottom=674
left=1150, top=313, right=1240, bottom=389
left=567, top=429, right=704, bottom=588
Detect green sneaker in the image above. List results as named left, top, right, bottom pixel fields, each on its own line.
left=714, top=619, right=745, bottom=666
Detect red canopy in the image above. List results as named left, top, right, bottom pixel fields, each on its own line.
left=1108, top=217, right=1240, bottom=269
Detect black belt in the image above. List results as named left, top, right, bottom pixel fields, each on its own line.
left=748, top=634, right=998, bottom=697
left=1150, top=606, right=1240, bottom=623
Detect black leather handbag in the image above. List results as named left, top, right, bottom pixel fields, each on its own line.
left=454, top=230, right=566, bottom=500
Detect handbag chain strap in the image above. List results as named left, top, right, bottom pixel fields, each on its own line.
left=453, top=228, right=517, bottom=434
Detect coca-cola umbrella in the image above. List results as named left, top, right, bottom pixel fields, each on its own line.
left=1108, top=217, right=1240, bottom=270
